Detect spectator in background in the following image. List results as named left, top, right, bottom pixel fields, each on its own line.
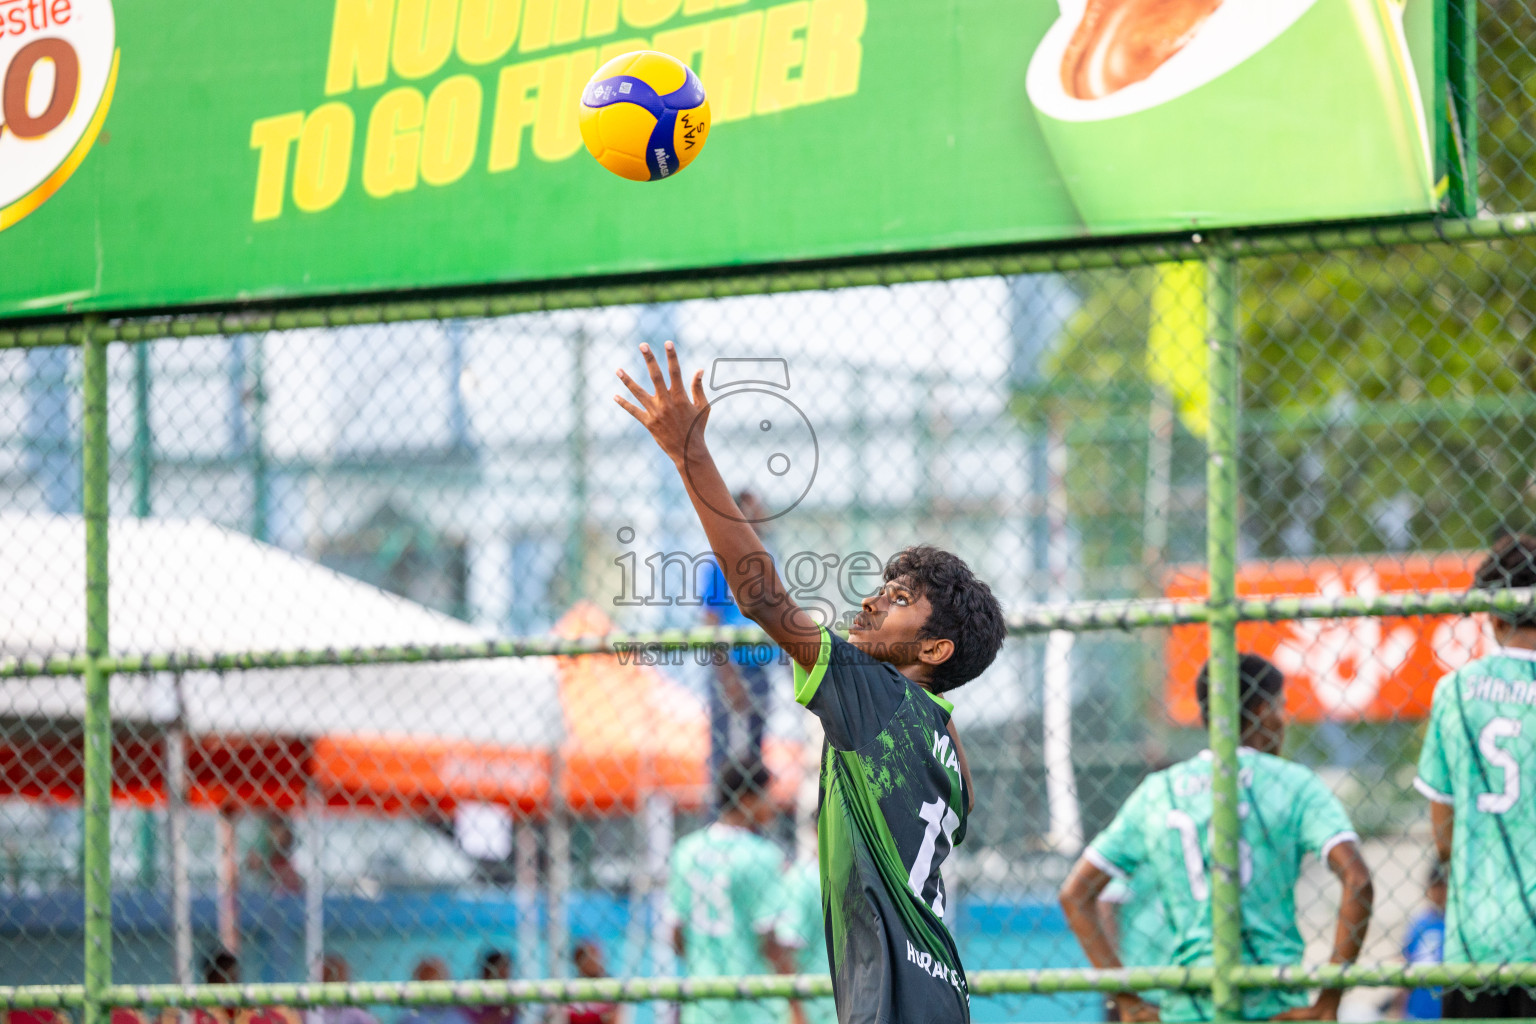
left=205, top=948, right=240, bottom=984
left=1388, top=862, right=1447, bottom=1021
left=398, top=959, right=470, bottom=1024
left=669, top=763, right=795, bottom=1024
left=195, top=949, right=301, bottom=1024
left=463, top=950, right=518, bottom=1024
left=773, top=848, right=836, bottom=1024
left=190, top=949, right=240, bottom=1024
left=1414, top=534, right=1536, bottom=1018
left=320, top=955, right=379, bottom=1024
left=245, top=814, right=303, bottom=893
left=1060, top=654, right=1374, bottom=1022
left=701, top=491, right=777, bottom=794
left=562, top=940, right=619, bottom=1024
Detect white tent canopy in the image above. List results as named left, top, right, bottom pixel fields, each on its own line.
left=0, top=514, right=562, bottom=746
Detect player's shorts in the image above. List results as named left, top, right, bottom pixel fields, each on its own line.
left=1443, top=986, right=1536, bottom=1019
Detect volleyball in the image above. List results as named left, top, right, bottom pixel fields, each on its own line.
left=578, top=50, right=710, bottom=182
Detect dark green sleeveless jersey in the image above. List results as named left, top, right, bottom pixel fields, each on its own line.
left=795, top=626, right=971, bottom=1024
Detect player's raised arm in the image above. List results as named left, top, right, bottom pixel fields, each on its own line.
left=615, top=341, right=823, bottom=669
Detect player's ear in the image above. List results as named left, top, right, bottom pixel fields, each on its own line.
left=919, top=636, right=954, bottom=667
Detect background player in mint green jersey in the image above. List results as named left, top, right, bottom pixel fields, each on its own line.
left=617, top=341, right=1007, bottom=1024
left=1097, top=872, right=1170, bottom=1019
left=1060, top=655, right=1374, bottom=1023
left=669, top=763, right=797, bottom=1024
left=777, top=851, right=839, bottom=1024
left=1414, top=534, right=1536, bottom=1019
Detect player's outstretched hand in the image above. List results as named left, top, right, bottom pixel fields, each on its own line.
left=614, top=341, right=709, bottom=465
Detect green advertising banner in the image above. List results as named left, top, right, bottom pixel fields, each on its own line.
left=2, top=0, right=1452, bottom=318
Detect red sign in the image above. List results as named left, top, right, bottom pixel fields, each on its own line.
left=1165, top=553, right=1490, bottom=724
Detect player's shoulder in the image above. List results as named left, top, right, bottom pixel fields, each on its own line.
left=673, top=827, right=709, bottom=860
left=1154, top=753, right=1207, bottom=791
left=1254, top=755, right=1349, bottom=822
left=1108, top=760, right=1182, bottom=820
left=827, top=627, right=945, bottom=715
left=1429, top=657, right=1482, bottom=700
left=1247, top=748, right=1321, bottom=788
left=716, top=823, right=782, bottom=860
left=1433, top=648, right=1535, bottom=689
left=1429, top=649, right=1536, bottom=714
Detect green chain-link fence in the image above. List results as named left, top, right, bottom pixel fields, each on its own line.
left=6, top=4, right=1536, bottom=1023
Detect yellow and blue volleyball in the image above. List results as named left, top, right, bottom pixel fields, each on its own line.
left=579, top=51, right=710, bottom=182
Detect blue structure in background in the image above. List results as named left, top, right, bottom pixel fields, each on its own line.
left=0, top=892, right=1095, bottom=1022
left=26, top=347, right=81, bottom=514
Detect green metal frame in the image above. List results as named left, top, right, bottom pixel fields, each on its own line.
left=3, top=588, right=1532, bottom=679
left=1204, top=256, right=1243, bottom=1017
left=8, top=217, right=1536, bottom=1020
left=5, top=211, right=1536, bottom=351
left=13, top=963, right=1536, bottom=1012
left=81, top=326, right=113, bottom=1024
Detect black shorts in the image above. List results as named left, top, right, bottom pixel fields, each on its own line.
left=1443, top=986, right=1536, bottom=1018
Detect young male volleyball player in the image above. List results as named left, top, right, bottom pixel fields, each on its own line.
left=616, top=341, right=1006, bottom=1024
left=1415, top=534, right=1536, bottom=1018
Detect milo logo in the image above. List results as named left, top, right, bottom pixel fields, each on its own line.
left=0, top=0, right=117, bottom=231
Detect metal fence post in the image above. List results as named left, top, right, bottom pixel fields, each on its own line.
left=81, top=322, right=114, bottom=1024
left=1204, top=254, right=1243, bottom=1019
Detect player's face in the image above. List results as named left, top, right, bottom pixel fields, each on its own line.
left=850, top=576, right=940, bottom=667
left=575, top=945, right=604, bottom=977
left=736, top=791, right=776, bottom=829
left=1246, top=698, right=1285, bottom=755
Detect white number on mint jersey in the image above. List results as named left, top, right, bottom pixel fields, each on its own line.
left=1167, top=808, right=1252, bottom=901
left=689, top=850, right=735, bottom=938
left=1478, top=717, right=1523, bottom=815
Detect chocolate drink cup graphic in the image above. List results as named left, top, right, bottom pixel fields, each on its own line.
left=1026, top=0, right=1436, bottom=232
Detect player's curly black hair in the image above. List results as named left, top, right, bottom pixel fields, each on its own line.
left=716, top=761, right=771, bottom=808
left=1474, top=532, right=1536, bottom=628
left=884, top=545, right=1006, bottom=693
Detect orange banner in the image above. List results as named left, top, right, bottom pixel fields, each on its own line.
left=1165, top=552, right=1490, bottom=724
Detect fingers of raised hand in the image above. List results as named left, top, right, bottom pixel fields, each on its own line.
left=616, top=367, right=653, bottom=405
left=664, top=340, right=686, bottom=391
left=640, top=343, right=668, bottom=393
left=613, top=395, right=647, bottom=422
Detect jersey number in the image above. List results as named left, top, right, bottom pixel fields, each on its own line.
left=909, top=799, right=959, bottom=916
left=1478, top=717, right=1523, bottom=815
left=1167, top=808, right=1252, bottom=900
left=689, top=853, right=734, bottom=938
